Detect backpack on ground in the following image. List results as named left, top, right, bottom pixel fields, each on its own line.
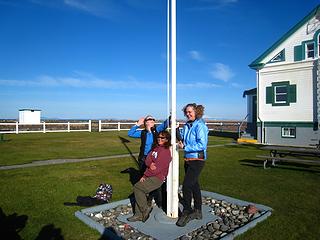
left=94, top=183, right=113, bottom=203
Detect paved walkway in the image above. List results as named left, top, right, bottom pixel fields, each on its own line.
left=0, top=143, right=236, bottom=170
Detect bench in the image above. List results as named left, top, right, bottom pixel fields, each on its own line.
left=256, top=155, right=320, bottom=169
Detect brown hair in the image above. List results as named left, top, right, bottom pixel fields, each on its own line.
left=182, top=103, right=205, bottom=119
left=157, top=130, right=171, bottom=149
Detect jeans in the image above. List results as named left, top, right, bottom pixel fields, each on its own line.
left=182, top=160, right=205, bottom=212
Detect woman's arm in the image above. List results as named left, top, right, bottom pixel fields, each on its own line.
left=155, top=117, right=170, bottom=132
left=128, top=118, right=144, bottom=138
left=148, top=150, right=171, bottom=175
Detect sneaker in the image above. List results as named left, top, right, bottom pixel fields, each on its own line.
left=176, top=212, right=191, bottom=227
left=127, top=215, right=143, bottom=222
left=189, top=209, right=202, bottom=220
left=142, top=206, right=152, bottom=223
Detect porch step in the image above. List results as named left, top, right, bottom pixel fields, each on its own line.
left=237, top=138, right=258, bottom=144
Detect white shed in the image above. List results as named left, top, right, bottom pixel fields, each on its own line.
left=19, top=109, right=41, bottom=124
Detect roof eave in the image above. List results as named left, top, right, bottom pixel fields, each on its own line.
left=249, top=4, right=320, bottom=68
left=248, top=63, right=265, bottom=70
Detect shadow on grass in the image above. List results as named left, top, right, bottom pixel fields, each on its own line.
left=0, top=208, right=64, bottom=240
left=120, top=167, right=141, bottom=213
left=240, top=159, right=320, bottom=173
left=64, top=196, right=107, bottom=207
left=0, top=207, right=28, bottom=240
left=35, top=224, right=64, bottom=240
left=118, top=136, right=139, bottom=168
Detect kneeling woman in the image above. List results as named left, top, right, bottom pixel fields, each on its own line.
left=127, top=131, right=172, bottom=222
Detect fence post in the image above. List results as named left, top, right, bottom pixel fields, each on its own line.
left=16, top=122, right=19, bottom=134
left=88, top=120, right=92, bottom=132
left=98, top=120, right=101, bottom=132
left=68, top=122, right=70, bottom=132
left=43, top=122, right=46, bottom=133
left=118, top=122, right=121, bottom=131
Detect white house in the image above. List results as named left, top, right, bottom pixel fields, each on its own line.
left=19, top=109, right=41, bottom=124
left=249, top=4, right=320, bottom=147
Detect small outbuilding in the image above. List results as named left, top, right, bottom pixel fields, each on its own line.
left=19, top=109, right=41, bottom=124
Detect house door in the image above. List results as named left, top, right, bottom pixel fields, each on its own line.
left=252, top=95, right=257, bottom=138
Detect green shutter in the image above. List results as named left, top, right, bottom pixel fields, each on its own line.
left=266, top=86, right=273, bottom=104
left=288, top=84, right=296, bottom=103
left=294, top=45, right=303, bottom=61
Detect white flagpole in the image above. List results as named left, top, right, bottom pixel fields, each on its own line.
left=167, top=0, right=170, bottom=118
left=167, top=0, right=179, bottom=219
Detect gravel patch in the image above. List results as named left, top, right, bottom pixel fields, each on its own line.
left=86, top=196, right=266, bottom=240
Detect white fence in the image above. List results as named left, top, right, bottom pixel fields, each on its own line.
left=0, top=120, right=242, bottom=134
left=98, top=121, right=136, bottom=132
left=0, top=121, right=91, bottom=134
left=98, top=121, right=241, bottom=132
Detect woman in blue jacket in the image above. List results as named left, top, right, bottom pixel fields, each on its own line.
left=128, top=115, right=169, bottom=173
left=176, top=103, right=209, bottom=227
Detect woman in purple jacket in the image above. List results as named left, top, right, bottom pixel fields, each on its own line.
left=127, top=131, right=172, bottom=222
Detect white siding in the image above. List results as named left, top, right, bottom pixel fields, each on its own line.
left=263, top=17, right=320, bottom=66
left=19, top=110, right=41, bottom=124
left=259, top=61, right=314, bottom=121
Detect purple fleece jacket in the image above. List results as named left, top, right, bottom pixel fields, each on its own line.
left=143, top=145, right=172, bottom=182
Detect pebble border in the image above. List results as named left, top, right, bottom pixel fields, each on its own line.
left=75, top=191, right=272, bottom=240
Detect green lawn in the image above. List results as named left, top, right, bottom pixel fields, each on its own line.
left=0, top=131, right=232, bottom=166
left=0, top=132, right=143, bottom=166
left=0, top=132, right=319, bottom=239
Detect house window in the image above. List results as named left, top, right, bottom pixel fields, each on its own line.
left=266, top=81, right=296, bottom=106
left=306, top=42, right=314, bottom=59
left=281, top=127, right=296, bottom=138
left=274, top=85, right=287, bottom=103
left=269, top=49, right=285, bottom=63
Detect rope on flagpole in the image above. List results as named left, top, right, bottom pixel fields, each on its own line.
left=167, top=0, right=170, bottom=118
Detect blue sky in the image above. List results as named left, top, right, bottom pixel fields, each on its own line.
left=0, top=0, right=319, bottom=120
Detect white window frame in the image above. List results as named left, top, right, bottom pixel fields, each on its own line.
left=274, top=85, right=287, bottom=104
left=281, top=127, right=296, bottom=138
left=270, top=51, right=283, bottom=63
left=306, top=42, right=315, bottom=59
left=318, top=35, right=320, bottom=57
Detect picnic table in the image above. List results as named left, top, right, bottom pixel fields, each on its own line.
left=256, top=145, right=320, bottom=169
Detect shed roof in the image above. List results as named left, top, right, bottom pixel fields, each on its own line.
left=243, top=88, right=257, bottom=98
left=19, top=109, right=41, bottom=111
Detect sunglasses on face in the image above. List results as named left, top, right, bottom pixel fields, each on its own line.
left=157, top=136, right=167, bottom=139
left=145, top=118, right=155, bottom=122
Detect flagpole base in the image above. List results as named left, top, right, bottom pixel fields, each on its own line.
left=154, top=207, right=178, bottom=224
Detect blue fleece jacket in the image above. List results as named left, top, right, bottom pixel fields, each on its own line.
left=180, top=118, right=209, bottom=160
left=128, top=119, right=169, bottom=156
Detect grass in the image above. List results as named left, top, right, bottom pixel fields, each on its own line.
left=0, top=131, right=232, bottom=166
left=0, top=132, right=142, bottom=165
left=0, top=132, right=319, bottom=239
